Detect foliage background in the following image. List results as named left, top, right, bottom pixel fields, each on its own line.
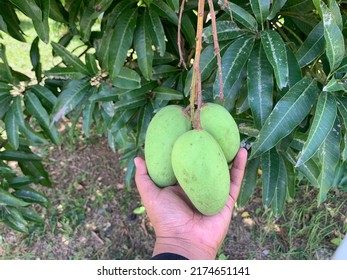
left=0, top=0, right=346, bottom=251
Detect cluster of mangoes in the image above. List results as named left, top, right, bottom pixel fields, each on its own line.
left=144, top=103, right=240, bottom=216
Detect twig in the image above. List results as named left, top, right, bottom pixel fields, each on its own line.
left=178, top=0, right=187, bottom=69
left=207, top=0, right=224, bottom=101
left=190, top=0, right=205, bottom=129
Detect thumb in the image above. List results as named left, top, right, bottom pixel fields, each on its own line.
left=134, top=157, right=160, bottom=204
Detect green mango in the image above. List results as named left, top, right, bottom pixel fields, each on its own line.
left=171, top=129, right=230, bottom=215
left=199, top=103, right=240, bottom=162
left=145, top=105, right=191, bottom=187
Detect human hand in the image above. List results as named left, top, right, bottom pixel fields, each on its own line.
left=134, top=148, right=248, bottom=260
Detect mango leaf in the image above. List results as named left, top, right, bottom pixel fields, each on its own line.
left=108, top=9, right=137, bottom=78
left=321, top=1, right=345, bottom=72
left=4, top=101, right=19, bottom=150
left=51, top=79, right=91, bottom=123
left=0, top=93, right=12, bottom=119
left=3, top=215, right=28, bottom=234
left=250, top=0, right=271, bottom=27
left=114, top=96, right=147, bottom=111
left=296, top=92, right=337, bottom=167
left=111, top=67, right=141, bottom=90
left=0, top=150, right=42, bottom=161
left=136, top=104, right=152, bottom=146
left=203, top=21, right=247, bottom=44
left=103, top=0, right=137, bottom=30
left=251, top=78, right=320, bottom=159
left=18, top=160, right=51, bottom=187
left=226, top=2, right=258, bottom=31
left=285, top=45, right=302, bottom=88
left=85, top=53, right=99, bottom=75
left=82, top=99, right=96, bottom=138
left=271, top=154, right=287, bottom=217
left=30, top=36, right=42, bottom=80
left=0, top=1, right=25, bottom=42
left=283, top=0, right=315, bottom=13
left=284, top=148, right=320, bottom=187
left=237, top=158, right=260, bottom=207
left=165, top=0, right=179, bottom=12
left=0, top=44, right=13, bottom=82
left=51, top=42, right=89, bottom=75
left=134, top=14, right=153, bottom=81
left=18, top=207, right=44, bottom=224
left=283, top=155, right=295, bottom=199
left=145, top=8, right=166, bottom=57
left=9, top=0, right=42, bottom=22
left=336, top=96, right=347, bottom=161
left=261, top=30, right=288, bottom=89
left=13, top=186, right=50, bottom=207
left=295, top=22, right=325, bottom=68
left=213, top=36, right=255, bottom=99
left=32, top=0, right=50, bottom=43
left=181, top=13, right=196, bottom=47
left=247, top=42, right=273, bottom=129
left=329, top=0, right=343, bottom=30
left=323, top=77, right=346, bottom=92
left=0, top=188, right=30, bottom=207
left=151, top=0, right=178, bottom=25
left=267, top=0, right=287, bottom=20
left=49, top=0, right=68, bottom=23
left=318, top=120, right=341, bottom=204
left=7, top=176, right=41, bottom=188
left=31, top=84, right=57, bottom=111
left=153, top=87, right=184, bottom=101
left=25, top=91, right=61, bottom=145
left=261, top=148, right=281, bottom=207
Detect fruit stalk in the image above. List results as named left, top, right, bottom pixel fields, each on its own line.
left=178, top=0, right=187, bottom=69
left=189, top=0, right=205, bottom=130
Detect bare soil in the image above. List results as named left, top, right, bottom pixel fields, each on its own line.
left=1, top=136, right=346, bottom=260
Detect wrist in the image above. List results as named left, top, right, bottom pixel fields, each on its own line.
left=153, top=236, right=217, bottom=260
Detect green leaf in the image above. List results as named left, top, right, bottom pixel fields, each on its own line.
left=0, top=150, right=42, bottom=161
left=124, top=152, right=137, bottom=189
left=134, top=14, right=153, bottom=81
left=318, top=120, right=341, bottom=204
left=283, top=0, right=315, bottom=13
left=18, top=159, right=51, bottom=187
left=0, top=2, right=26, bottom=42
left=49, top=0, right=68, bottom=23
left=151, top=0, right=178, bottom=25
left=52, top=80, right=91, bottom=123
left=5, top=101, right=19, bottom=150
left=181, top=13, right=196, bottom=47
left=18, top=207, right=44, bottom=224
left=267, top=0, right=287, bottom=20
left=114, top=96, right=147, bottom=111
left=31, top=84, right=57, bottom=111
left=247, top=42, right=273, bottom=129
left=271, top=155, right=287, bottom=217
left=136, top=104, right=152, bottom=146
left=296, top=92, right=337, bottom=166
left=7, top=176, right=40, bottom=188
left=203, top=21, right=247, bottom=44
left=85, top=53, right=99, bottom=75
left=32, top=0, right=50, bottom=43
left=213, top=36, right=255, bottom=99
left=237, top=158, right=260, bottom=207
left=0, top=188, right=30, bottom=207
left=13, top=187, right=50, bottom=207
left=108, top=9, right=138, bottom=78
left=261, top=148, right=281, bottom=207
left=295, top=22, right=325, bottom=68
left=283, top=155, right=295, bottom=199
left=0, top=44, right=13, bottom=82
left=329, top=0, right=343, bottom=30
left=111, top=67, right=141, bottom=90
left=3, top=214, right=29, bottom=234
left=153, top=87, right=184, bottom=101
left=165, top=0, right=179, bottom=12
left=51, top=42, right=89, bottom=75
left=0, top=93, right=12, bottom=119
left=145, top=8, right=166, bottom=56
left=336, top=96, right=347, bottom=161
left=152, top=65, right=180, bottom=79
left=261, top=30, right=288, bottom=89
left=9, top=0, right=42, bottom=22
left=323, top=77, right=345, bottom=92
left=82, top=99, right=96, bottom=138
left=226, top=2, right=258, bottom=31
left=251, top=78, right=320, bottom=159
left=25, top=91, right=61, bottom=145
left=250, top=0, right=271, bottom=27
left=321, top=1, right=345, bottom=72
left=30, top=36, right=42, bottom=81
left=285, top=45, right=302, bottom=88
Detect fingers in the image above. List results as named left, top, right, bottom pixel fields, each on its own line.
left=229, top=148, right=248, bottom=204
left=134, top=157, right=160, bottom=204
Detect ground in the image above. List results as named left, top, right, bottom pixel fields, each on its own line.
left=0, top=136, right=346, bottom=260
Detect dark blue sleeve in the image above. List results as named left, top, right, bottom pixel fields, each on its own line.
left=151, top=253, right=188, bottom=260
